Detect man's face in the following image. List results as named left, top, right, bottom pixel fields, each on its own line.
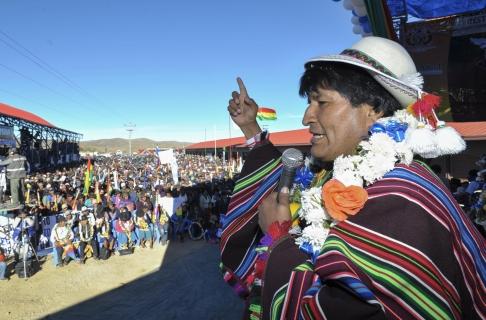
left=302, top=87, right=380, bottom=162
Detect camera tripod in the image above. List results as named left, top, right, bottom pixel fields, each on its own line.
left=16, top=221, right=40, bottom=279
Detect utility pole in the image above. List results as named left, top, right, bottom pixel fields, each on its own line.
left=124, top=122, right=136, bottom=156
left=213, top=124, right=216, bottom=157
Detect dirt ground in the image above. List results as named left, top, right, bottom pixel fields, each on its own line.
left=0, top=240, right=243, bottom=320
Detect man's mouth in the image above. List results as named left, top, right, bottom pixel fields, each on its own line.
left=310, top=132, right=326, bottom=143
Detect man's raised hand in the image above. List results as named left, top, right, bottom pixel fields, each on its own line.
left=227, top=77, right=261, bottom=139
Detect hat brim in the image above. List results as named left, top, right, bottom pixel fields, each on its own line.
left=306, top=54, right=420, bottom=108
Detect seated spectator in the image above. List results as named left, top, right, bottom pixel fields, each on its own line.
left=453, top=181, right=470, bottom=207
left=78, top=215, right=98, bottom=263
left=96, top=212, right=114, bottom=259
left=135, top=206, right=153, bottom=248
left=64, top=210, right=78, bottom=236
left=50, top=216, right=77, bottom=267
left=155, top=205, right=169, bottom=246
left=80, top=206, right=96, bottom=226
left=172, top=204, right=186, bottom=242
left=115, top=207, right=135, bottom=250
left=466, top=169, right=483, bottom=195
left=0, top=247, right=7, bottom=280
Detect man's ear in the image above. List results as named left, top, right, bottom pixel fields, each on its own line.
left=364, top=104, right=383, bottom=126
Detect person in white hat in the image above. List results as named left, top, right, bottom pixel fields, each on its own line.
left=221, top=37, right=485, bottom=319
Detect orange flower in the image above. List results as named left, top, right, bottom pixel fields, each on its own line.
left=322, top=179, right=368, bottom=221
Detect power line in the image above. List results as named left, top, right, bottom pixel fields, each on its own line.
left=0, top=62, right=85, bottom=107
left=0, top=29, right=125, bottom=120
left=0, top=29, right=102, bottom=103
left=0, top=62, right=122, bottom=121
left=0, top=87, right=73, bottom=118
left=0, top=34, right=80, bottom=92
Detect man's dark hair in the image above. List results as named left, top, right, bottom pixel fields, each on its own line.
left=299, top=62, right=401, bottom=117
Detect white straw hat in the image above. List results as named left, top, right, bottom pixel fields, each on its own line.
left=306, top=36, right=423, bottom=108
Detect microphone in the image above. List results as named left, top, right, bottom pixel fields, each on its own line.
left=277, top=148, right=304, bottom=194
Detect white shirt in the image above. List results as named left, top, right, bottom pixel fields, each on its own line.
left=50, top=224, right=74, bottom=243
left=160, top=196, right=175, bottom=217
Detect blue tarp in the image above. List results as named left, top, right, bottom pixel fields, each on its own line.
left=387, top=0, right=486, bottom=19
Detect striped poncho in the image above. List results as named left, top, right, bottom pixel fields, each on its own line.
left=220, top=142, right=486, bottom=319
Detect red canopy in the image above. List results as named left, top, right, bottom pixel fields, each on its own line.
left=0, top=102, right=55, bottom=128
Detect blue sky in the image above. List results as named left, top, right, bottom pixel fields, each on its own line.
left=0, top=0, right=358, bottom=142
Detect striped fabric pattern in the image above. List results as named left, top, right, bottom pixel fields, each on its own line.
left=221, top=150, right=282, bottom=292
left=272, top=162, right=486, bottom=319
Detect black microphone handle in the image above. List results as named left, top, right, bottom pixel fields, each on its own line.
left=277, top=167, right=296, bottom=193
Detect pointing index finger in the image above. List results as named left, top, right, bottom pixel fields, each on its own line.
left=237, top=77, right=248, bottom=100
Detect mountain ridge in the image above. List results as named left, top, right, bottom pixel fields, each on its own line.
left=80, top=138, right=192, bottom=153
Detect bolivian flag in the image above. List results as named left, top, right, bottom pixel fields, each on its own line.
left=257, top=107, right=277, bottom=121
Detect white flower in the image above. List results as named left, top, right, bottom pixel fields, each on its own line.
left=305, top=207, right=328, bottom=224
left=288, top=225, right=302, bottom=235
left=300, top=187, right=322, bottom=210
left=395, top=142, right=413, bottom=165
left=333, top=155, right=358, bottom=172
left=300, top=187, right=331, bottom=221
left=365, top=133, right=397, bottom=159
left=304, top=156, right=311, bottom=168
left=295, top=223, right=330, bottom=249
left=359, top=153, right=396, bottom=185
left=392, top=110, right=419, bottom=129
left=293, top=110, right=422, bottom=253
left=334, top=169, right=363, bottom=187
left=333, top=155, right=363, bottom=186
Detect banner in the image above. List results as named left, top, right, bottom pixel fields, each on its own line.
left=403, top=10, right=486, bottom=122
left=156, top=149, right=175, bottom=165
left=403, top=17, right=454, bottom=120
left=171, top=158, right=179, bottom=184
left=113, top=170, right=119, bottom=190
left=402, top=0, right=486, bottom=20
left=0, top=125, right=15, bottom=147
left=0, top=214, right=61, bottom=257
left=448, top=11, right=486, bottom=121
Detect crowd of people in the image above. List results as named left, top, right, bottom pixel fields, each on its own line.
left=432, top=155, right=486, bottom=237
left=0, top=150, right=236, bottom=279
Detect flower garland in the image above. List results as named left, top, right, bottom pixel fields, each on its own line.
left=292, top=105, right=466, bottom=256
left=243, top=95, right=466, bottom=319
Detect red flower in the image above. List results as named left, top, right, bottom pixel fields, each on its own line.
left=322, top=179, right=368, bottom=221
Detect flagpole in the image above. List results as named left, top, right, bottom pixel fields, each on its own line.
left=228, top=114, right=231, bottom=165
left=213, top=124, right=216, bottom=157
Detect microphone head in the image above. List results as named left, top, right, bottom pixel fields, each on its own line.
left=282, top=148, right=304, bottom=169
